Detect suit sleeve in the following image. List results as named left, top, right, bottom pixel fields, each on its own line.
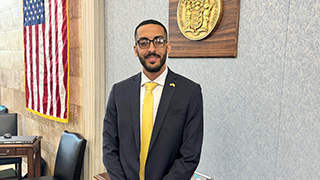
left=103, top=84, right=127, bottom=180
left=163, top=84, right=204, bottom=180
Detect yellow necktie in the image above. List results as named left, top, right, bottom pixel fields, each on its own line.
left=139, top=82, right=158, bottom=180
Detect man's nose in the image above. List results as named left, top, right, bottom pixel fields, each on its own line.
left=148, top=41, right=156, bottom=52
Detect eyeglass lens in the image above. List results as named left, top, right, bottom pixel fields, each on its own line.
left=137, top=37, right=166, bottom=49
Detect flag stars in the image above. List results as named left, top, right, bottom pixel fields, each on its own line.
left=24, top=0, right=45, bottom=26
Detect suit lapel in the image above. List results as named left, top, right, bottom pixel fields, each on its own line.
left=130, top=73, right=141, bottom=153
left=149, top=69, right=178, bottom=151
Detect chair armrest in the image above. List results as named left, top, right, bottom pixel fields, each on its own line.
left=93, top=172, right=110, bottom=180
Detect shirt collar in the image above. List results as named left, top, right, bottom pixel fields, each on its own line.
left=141, top=66, right=168, bottom=87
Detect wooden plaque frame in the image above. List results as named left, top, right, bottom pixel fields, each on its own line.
left=169, top=0, right=240, bottom=58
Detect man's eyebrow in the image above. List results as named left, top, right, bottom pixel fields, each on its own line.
left=137, top=37, right=148, bottom=40
left=154, top=35, right=165, bottom=39
left=137, top=35, right=165, bottom=41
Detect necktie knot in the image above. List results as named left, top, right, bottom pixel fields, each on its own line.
left=145, top=82, right=158, bottom=92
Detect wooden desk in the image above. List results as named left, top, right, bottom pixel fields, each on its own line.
left=0, top=136, right=42, bottom=178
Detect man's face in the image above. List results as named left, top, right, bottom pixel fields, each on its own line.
left=134, top=24, right=171, bottom=74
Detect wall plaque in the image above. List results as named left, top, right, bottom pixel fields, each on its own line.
left=169, top=0, right=240, bottom=58
left=177, top=0, right=223, bottom=41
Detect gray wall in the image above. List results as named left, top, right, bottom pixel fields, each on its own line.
left=104, top=0, right=320, bottom=179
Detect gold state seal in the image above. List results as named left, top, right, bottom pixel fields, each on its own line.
left=177, top=0, right=223, bottom=40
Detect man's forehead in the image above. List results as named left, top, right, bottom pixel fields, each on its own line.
left=136, top=24, right=166, bottom=38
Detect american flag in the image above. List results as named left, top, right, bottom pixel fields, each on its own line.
left=23, top=0, right=69, bottom=123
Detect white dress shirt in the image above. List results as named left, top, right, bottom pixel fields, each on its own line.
left=140, top=66, right=168, bottom=130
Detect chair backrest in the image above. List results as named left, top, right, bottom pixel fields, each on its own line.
left=0, top=113, right=17, bottom=136
left=54, top=131, right=87, bottom=180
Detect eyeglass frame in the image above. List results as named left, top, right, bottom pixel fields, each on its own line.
left=135, top=36, right=167, bottom=49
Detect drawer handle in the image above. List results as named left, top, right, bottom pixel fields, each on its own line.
left=0, top=150, right=10, bottom=156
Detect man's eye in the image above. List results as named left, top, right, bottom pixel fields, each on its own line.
left=139, top=40, right=148, bottom=46
left=155, top=39, right=164, bottom=45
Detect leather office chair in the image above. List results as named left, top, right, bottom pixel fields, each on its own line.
left=25, top=131, right=87, bottom=180
left=0, top=113, right=22, bottom=180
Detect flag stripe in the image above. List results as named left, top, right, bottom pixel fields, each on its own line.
left=48, top=0, right=53, bottom=116
left=24, top=26, right=30, bottom=108
left=35, top=25, right=40, bottom=112
left=62, top=0, right=68, bottom=119
left=54, top=0, right=61, bottom=118
left=46, top=0, right=52, bottom=116
left=45, top=0, right=50, bottom=115
left=42, top=22, right=48, bottom=115
left=29, top=25, right=34, bottom=110
left=58, top=0, right=64, bottom=118
left=38, top=24, right=44, bottom=114
left=27, top=27, right=31, bottom=109
left=32, top=26, right=37, bottom=111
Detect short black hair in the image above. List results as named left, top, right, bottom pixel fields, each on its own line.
left=134, top=19, right=168, bottom=40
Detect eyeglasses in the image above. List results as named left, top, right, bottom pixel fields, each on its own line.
left=136, top=36, right=167, bottom=49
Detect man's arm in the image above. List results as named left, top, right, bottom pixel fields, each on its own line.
left=163, top=84, right=204, bottom=180
left=103, top=85, right=127, bottom=180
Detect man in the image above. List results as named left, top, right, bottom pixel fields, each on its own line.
left=103, top=19, right=203, bottom=180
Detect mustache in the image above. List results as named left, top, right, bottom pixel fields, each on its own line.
left=145, top=53, right=161, bottom=59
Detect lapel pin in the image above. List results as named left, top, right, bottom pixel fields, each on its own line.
left=169, top=83, right=175, bottom=87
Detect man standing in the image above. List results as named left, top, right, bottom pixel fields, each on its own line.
left=103, top=19, right=203, bottom=180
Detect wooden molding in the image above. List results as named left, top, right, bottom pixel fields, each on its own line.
left=82, top=0, right=106, bottom=179
left=169, top=0, right=240, bottom=58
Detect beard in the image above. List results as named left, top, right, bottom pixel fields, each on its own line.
left=138, top=49, right=167, bottom=73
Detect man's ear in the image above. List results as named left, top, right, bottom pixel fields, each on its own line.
left=166, top=42, right=171, bottom=54
left=134, top=45, right=138, bottom=57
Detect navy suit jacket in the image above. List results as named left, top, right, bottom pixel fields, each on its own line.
left=103, top=69, right=203, bottom=180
